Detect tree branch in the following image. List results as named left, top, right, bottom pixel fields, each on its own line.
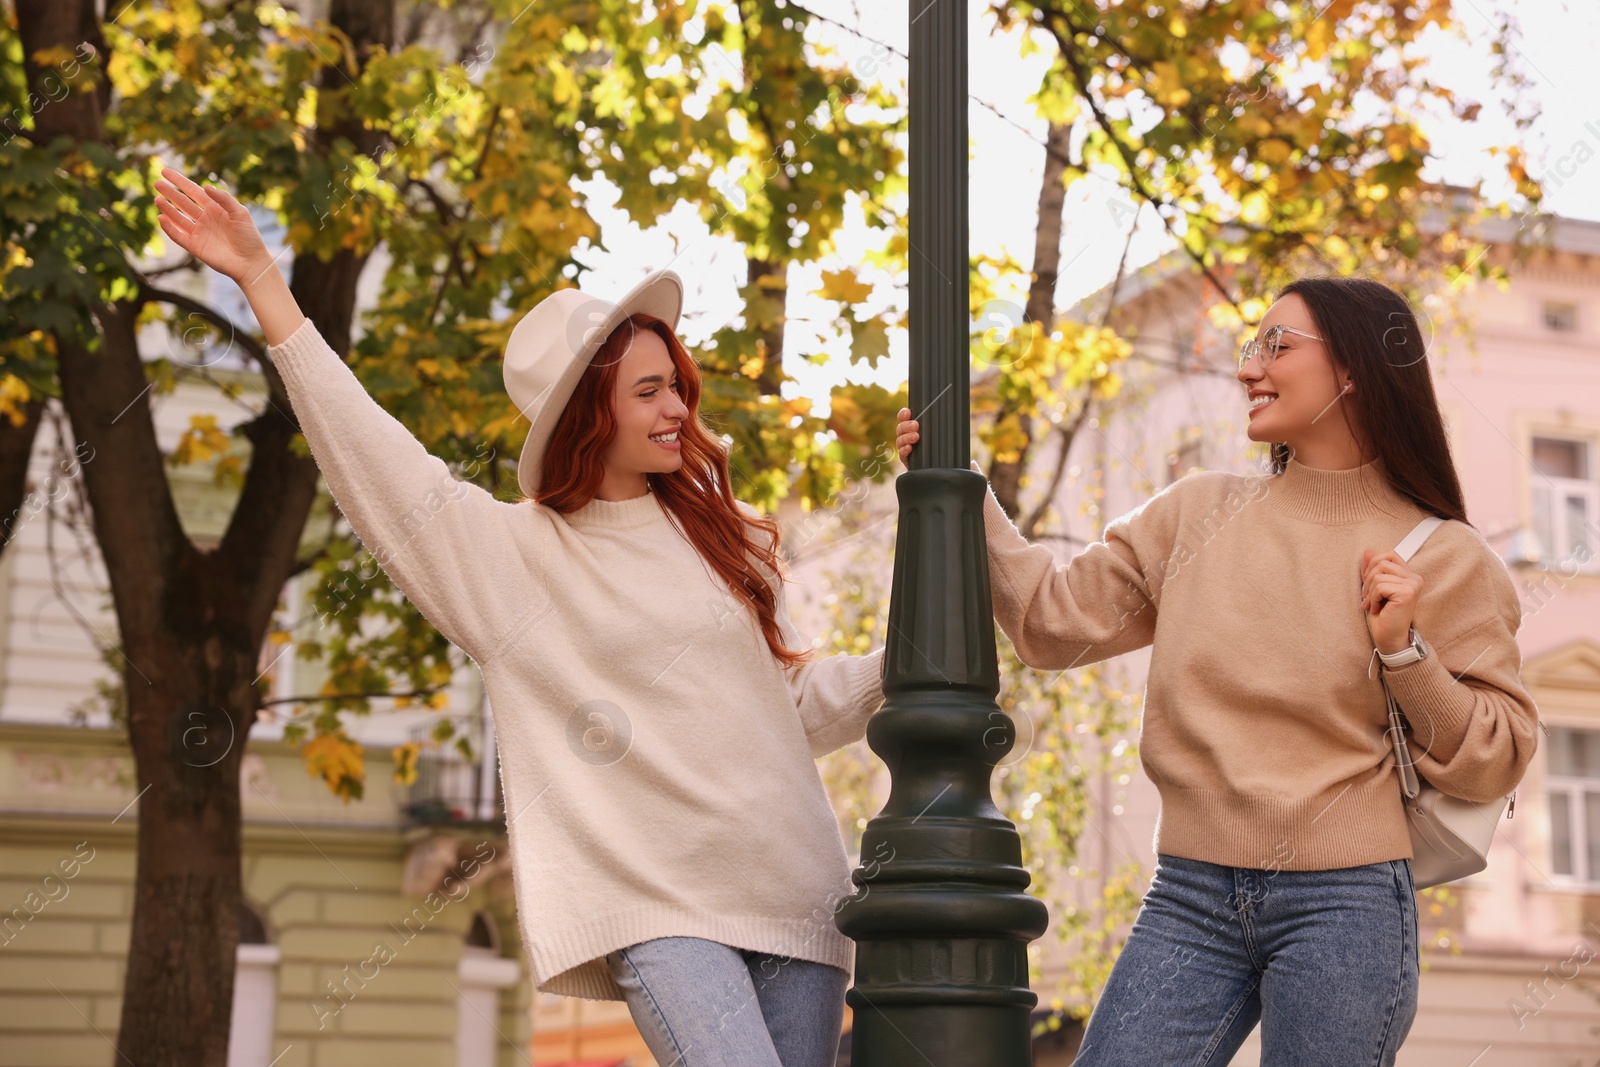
left=259, top=684, right=451, bottom=710
left=1020, top=401, right=1094, bottom=540
left=1037, top=5, right=1243, bottom=311
left=405, top=177, right=460, bottom=225
left=428, top=106, right=501, bottom=325
left=141, top=254, right=201, bottom=279
left=138, top=281, right=267, bottom=365
left=1019, top=207, right=1138, bottom=539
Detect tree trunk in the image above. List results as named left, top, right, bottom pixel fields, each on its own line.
left=51, top=294, right=256, bottom=1063
left=988, top=120, right=1073, bottom=518
left=746, top=257, right=787, bottom=397
left=0, top=393, right=48, bottom=560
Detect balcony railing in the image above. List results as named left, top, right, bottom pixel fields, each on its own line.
left=402, top=714, right=504, bottom=827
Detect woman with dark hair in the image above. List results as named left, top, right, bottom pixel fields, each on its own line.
left=155, top=167, right=882, bottom=1067
left=897, top=277, right=1539, bottom=1065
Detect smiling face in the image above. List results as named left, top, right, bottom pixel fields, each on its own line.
left=1237, top=293, right=1363, bottom=462
left=598, top=326, right=690, bottom=498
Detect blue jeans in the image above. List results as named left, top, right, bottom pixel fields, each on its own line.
left=604, top=937, right=849, bottom=1067
left=1077, top=854, right=1419, bottom=1066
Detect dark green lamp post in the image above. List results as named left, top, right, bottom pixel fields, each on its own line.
left=834, top=1, right=1050, bottom=1064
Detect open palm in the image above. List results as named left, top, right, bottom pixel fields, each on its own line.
left=154, top=167, right=270, bottom=284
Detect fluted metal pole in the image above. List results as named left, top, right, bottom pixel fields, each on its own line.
left=834, top=2, right=1049, bottom=1064
left=903, top=0, right=969, bottom=473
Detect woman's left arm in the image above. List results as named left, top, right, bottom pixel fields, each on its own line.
left=1371, top=539, right=1540, bottom=802
left=738, top=504, right=886, bottom=757
left=779, top=588, right=887, bottom=758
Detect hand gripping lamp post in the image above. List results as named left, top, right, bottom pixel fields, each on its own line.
left=834, top=2, right=1050, bottom=1064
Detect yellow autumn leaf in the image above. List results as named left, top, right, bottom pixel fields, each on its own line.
left=828, top=391, right=862, bottom=428
left=172, top=413, right=231, bottom=467
left=816, top=268, right=874, bottom=305
left=0, top=375, right=33, bottom=428
left=479, top=411, right=525, bottom=441
left=549, top=59, right=579, bottom=106
left=1150, top=61, right=1191, bottom=108
left=29, top=45, right=81, bottom=67
left=213, top=453, right=244, bottom=487
left=530, top=13, right=567, bottom=41
left=392, top=741, right=420, bottom=786
left=303, top=733, right=366, bottom=801
left=1240, top=191, right=1273, bottom=225
left=1256, top=138, right=1293, bottom=165
left=1305, top=19, right=1334, bottom=60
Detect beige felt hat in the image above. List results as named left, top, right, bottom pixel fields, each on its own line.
left=504, top=270, right=685, bottom=498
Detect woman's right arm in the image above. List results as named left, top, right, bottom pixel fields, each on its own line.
left=155, top=168, right=539, bottom=665
left=895, top=407, right=1167, bottom=671
left=981, top=484, right=1162, bottom=669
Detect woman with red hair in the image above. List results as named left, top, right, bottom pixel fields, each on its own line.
left=156, top=167, right=884, bottom=1067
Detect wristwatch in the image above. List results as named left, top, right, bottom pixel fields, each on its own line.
left=1378, top=625, right=1429, bottom=669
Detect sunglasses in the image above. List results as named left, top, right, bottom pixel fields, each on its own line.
left=1237, top=323, right=1324, bottom=372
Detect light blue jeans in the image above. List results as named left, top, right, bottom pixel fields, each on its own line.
left=604, top=937, right=850, bottom=1067
left=1076, top=854, right=1419, bottom=1066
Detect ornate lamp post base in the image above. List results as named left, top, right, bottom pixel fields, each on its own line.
left=837, top=469, right=1050, bottom=1067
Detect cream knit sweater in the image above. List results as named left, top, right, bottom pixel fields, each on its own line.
left=268, top=318, right=885, bottom=1000
left=982, top=459, right=1540, bottom=871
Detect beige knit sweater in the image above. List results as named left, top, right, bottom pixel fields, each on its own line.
left=982, top=459, right=1540, bottom=871
left=268, top=318, right=885, bottom=1000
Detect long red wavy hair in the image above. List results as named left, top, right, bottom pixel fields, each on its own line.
left=534, top=312, right=812, bottom=669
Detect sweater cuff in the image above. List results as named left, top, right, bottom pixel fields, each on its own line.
left=982, top=481, right=1016, bottom=544
left=264, top=315, right=326, bottom=388
left=855, top=647, right=886, bottom=710
left=1380, top=649, right=1477, bottom=746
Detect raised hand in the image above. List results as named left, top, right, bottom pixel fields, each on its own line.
left=154, top=167, right=272, bottom=286
left=894, top=406, right=920, bottom=470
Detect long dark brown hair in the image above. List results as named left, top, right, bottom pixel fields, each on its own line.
left=535, top=312, right=812, bottom=669
left=1270, top=277, right=1469, bottom=525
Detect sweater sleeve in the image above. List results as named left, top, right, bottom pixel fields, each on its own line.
left=268, top=317, right=537, bottom=665
left=1380, top=537, right=1539, bottom=803
left=776, top=575, right=886, bottom=758
left=981, top=477, right=1179, bottom=671
left=737, top=502, right=885, bottom=756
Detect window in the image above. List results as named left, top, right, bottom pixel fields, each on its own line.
left=1542, top=301, right=1579, bottom=333
left=1530, top=436, right=1599, bottom=567
left=1548, top=727, right=1600, bottom=884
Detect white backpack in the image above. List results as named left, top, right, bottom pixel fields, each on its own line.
left=1380, top=516, right=1515, bottom=890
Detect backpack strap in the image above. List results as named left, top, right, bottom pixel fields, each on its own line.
left=1394, top=515, right=1445, bottom=562
left=1380, top=514, right=1447, bottom=801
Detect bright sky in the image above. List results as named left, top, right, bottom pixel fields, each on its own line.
left=567, top=0, right=1600, bottom=415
